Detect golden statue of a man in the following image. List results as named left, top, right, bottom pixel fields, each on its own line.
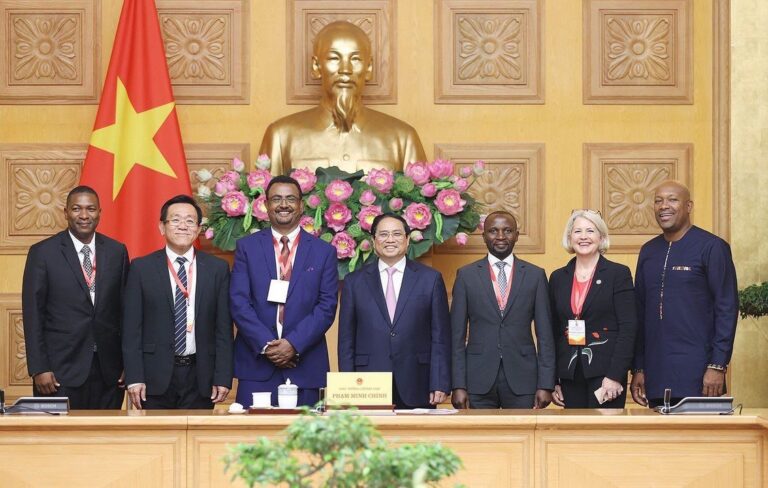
left=259, top=21, right=426, bottom=174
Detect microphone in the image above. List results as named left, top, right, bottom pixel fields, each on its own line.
left=663, top=388, right=672, bottom=414
left=0, top=388, right=5, bottom=414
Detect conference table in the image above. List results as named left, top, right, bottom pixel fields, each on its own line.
left=1, top=408, right=766, bottom=487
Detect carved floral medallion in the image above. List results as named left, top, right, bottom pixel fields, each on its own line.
left=11, top=14, right=79, bottom=83
left=456, top=14, right=524, bottom=83
left=604, top=15, right=672, bottom=84
left=162, top=15, right=227, bottom=82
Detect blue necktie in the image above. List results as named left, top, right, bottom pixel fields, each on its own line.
left=173, top=256, right=188, bottom=355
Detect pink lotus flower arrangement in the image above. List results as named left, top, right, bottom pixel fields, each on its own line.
left=200, top=156, right=484, bottom=277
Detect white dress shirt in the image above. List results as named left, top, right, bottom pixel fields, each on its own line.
left=271, top=226, right=301, bottom=338
left=166, top=246, right=197, bottom=355
left=69, top=231, right=96, bottom=304
left=378, top=256, right=407, bottom=302
left=487, top=253, right=515, bottom=281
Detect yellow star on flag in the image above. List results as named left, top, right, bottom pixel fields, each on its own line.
left=89, top=77, right=177, bottom=199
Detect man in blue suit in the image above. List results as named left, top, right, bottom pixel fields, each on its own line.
left=338, top=213, right=451, bottom=408
left=230, top=175, right=338, bottom=407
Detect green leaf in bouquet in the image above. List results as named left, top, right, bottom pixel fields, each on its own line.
left=459, top=208, right=480, bottom=232
left=320, top=232, right=333, bottom=243
left=337, top=260, right=352, bottom=279
left=242, top=200, right=253, bottom=231
left=347, top=223, right=363, bottom=239
left=433, top=211, right=444, bottom=242
left=361, top=249, right=373, bottom=264
left=393, top=175, right=414, bottom=194
left=407, top=238, right=433, bottom=259
left=314, top=206, right=323, bottom=230
left=440, top=215, right=460, bottom=242
left=348, top=246, right=362, bottom=272
left=212, top=218, right=239, bottom=252
left=315, top=166, right=364, bottom=185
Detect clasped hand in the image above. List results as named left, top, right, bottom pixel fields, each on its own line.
left=265, top=339, right=297, bottom=368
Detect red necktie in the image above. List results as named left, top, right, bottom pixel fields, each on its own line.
left=278, top=236, right=291, bottom=326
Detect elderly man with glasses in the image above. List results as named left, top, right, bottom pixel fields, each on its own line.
left=122, top=194, right=233, bottom=409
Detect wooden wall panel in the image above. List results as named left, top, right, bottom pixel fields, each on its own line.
left=583, top=0, right=692, bottom=104
left=583, top=143, right=692, bottom=252
left=0, top=294, right=29, bottom=400
left=434, top=143, right=545, bottom=254
left=286, top=0, right=396, bottom=104
left=157, top=0, right=250, bottom=104
left=0, top=0, right=100, bottom=104
left=435, top=0, right=543, bottom=104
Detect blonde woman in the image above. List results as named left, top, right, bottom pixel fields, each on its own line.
left=549, top=210, right=637, bottom=408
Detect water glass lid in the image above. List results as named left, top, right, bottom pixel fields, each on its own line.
left=279, top=378, right=298, bottom=391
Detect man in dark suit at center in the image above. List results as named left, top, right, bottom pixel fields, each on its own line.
left=451, top=211, right=555, bottom=409
left=23, top=185, right=129, bottom=409
left=339, top=213, right=451, bottom=409
left=122, top=195, right=233, bottom=409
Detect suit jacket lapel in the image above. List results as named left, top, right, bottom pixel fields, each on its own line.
left=502, top=259, right=525, bottom=317
left=153, top=251, right=175, bottom=314
left=287, top=230, right=310, bottom=298
left=365, top=261, right=391, bottom=325
left=93, top=234, right=106, bottom=309
left=60, top=232, right=91, bottom=304
left=259, top=230, right=278, bottom=281
left=580, top=255, right=606, bottom=317
left=476, top=260, right=499, bottom=312
left=194, top=251, right=206, bottom=321
left=392, top=260, right=418, bottom=326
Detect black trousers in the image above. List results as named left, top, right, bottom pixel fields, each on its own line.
left=469, top=360, right=535, bottom=409
left=560, top=360, right=627, bottom=408
left=34, top=352, right=123, bottom=410
left=143, top=358, right=213, bottom=409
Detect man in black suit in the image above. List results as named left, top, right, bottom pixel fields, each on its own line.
left=22, top=185, right=129, bottom=409
left=123, top=195, right=233, bottom=409
left=451, top=211, right=555, bottom=409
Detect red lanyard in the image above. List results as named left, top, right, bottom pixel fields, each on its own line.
left=80, top=249, right=95, bottom=289
left=489, top=261, right=513, bottom=310
left=570, top=270, right=595, bottom=319
left=167, top=253, right=195, bottom=301
left=272, top=233, right=300, bottom=279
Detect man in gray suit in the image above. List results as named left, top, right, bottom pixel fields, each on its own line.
left=451, top=211, right=555, bottom=409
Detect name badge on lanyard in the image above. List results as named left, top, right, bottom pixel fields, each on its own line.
left=568, top=271, right=594, bottom=346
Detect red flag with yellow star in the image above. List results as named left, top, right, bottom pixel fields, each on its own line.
left=80, top=0, right=191, bottom=259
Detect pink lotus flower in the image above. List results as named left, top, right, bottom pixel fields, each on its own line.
left=428, top=159, right=454, bottom=179
left=359, top=239, right=372, bottom=252
left=420, top=183, right=437, bottom=198
left=290, top=168, right=317, bottom=193
left=324, top=203, right=352, bottom=231
left=331, top=231, right=357, bottom=259
left=404, top=202, right=432, bottom=230
left=306, top=194, right=322, bottom=209
left=221, top=191, right=248, bottom=217
left=299, top=215, right=318, bottom=235
left=232, top=157, right=245, bottom=172
left=214, top=170, right=240, bottom=195
left=473, top=159, right=486, bottom=175
left=459, top=166, right=473, bottom=178
left=435, top=189, right=466, bottom=216
left=255, top=154, right=271, bottom=170
left=204, top=228, right=214, bottom=240
left=325, top=180, right=354, bottom=202
left=359, top=189, right=376, bottom=206
left=453, top=177, right=469, bottom=192
left=410, top=230, right=424, bottom=242
left=366, top=168, right=395, bottom=193
left=405, top=162, right=431, bottom=186
left=251, top=194, right=269, bottom=221
left=455, top=232, right=469, bottom=245
left=388, top=198, right=404, bottom=211
left=247, top=169, right=272, bottom=191
left=357, top=205, right=383, bottom=231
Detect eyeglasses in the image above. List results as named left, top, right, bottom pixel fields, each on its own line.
left=165, top=218, right=198, bottom=228
left=375, top=231, right=406, bottom=241
left=571, top=209, right=602, bottom=217
left=269, top=196, right=300, bottom=205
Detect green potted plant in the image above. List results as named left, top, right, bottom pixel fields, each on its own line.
left=739, top=281, right=768, bottom=319
left=225, top=408, right=463, bottom=487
